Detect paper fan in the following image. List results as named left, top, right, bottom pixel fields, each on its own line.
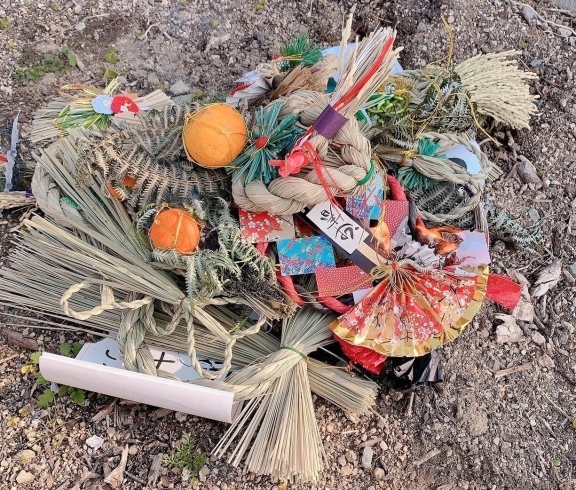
left=331, top=261, right=489, bottom=358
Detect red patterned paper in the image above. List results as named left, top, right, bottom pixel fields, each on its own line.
left=383, top=200, right=409, bottom=238
left=315, top=265, right=373, bottom=297
left=239, top=210, right=295, bottom=243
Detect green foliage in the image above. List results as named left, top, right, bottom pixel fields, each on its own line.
left=163, top=433, right=207, bottom=482
left=279, top=34, right=323, bottom=71
left=14, top=46, right=78, bottom=85
left=104, top=46, right=119, bottom=64
left=0, top=18, right=9, bottom=29
left=231, top=100, right=302, bottom=185
left=22, top=342, right=87, bottom=407
left=398, top=167, right=437, bottom=191
left=37, top=389, right=55, bottom=408
left=254, top=0, right=267, bottom=12
left=59, top=341, right=82, bottom=357
left=486, top=205, right=541, bottom=252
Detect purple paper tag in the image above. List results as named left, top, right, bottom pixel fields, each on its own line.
left=25, top=188, right=34, bottom=198
left=313, top=105, right=348, bottom=139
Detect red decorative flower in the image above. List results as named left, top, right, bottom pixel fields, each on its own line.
left=269, top=141, right=318, bottom=178
left=110, top=95, right=139, bottom=114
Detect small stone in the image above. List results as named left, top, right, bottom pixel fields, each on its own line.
left=17, top=449, right=36, bottom=464
left=148, top=73, right=160, bottom=86
left=16, top=471, right=35, bottom=484
left=345, top=449, right=357, bottom=463
left=379, top=441, right=388, bottom=451
left=538, top=354, right=555, bottom=368
left=107, top=427, right=116, bottom=437
left=75, top=21, right=86, bottom=31
left=198, top=466, right=210, bottom=483
left=338, top=455, right=347, bottom=466
left=169, top=80, right=191, bottom=96
left=558, top=27, right=572, bottom=37
left=340, top=465, right=354, bottom=476
left=532, top=332, right=546, bottom=345
left=361, top=447, right=374, bottom=468
left=86, top=435, right=104, bottom=450
left=528, top=208, right=540, bottom=224
left=447, top=15, right=455, bottom=23
left=495, top=314, right=525, bottom=343
left=74, top=4, right=84, bottom=14
left=373, top=468, right=385, bottom=480
left=174, top=412, right=188, bottom=423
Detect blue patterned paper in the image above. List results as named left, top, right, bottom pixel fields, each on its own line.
left=277, top=236, right=335, bottom=276
left=346, top=176, right=384, bottom=220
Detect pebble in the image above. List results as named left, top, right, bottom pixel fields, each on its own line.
left=75, top=21, right=86, bottom=31
left=340, top=465, right=354, bottom=476
left=380, top=441, right=388, bottom=451
left=532, top=332, right=546, bottom=345
left=558, top=27, right=572, bottom=37
left=373, top=467, right=385, bottom=480
left=17, top=449, right=35, bottom=464
left=86, top=435, right=104, bottom=450
left=345, top=449, right=357, bottom=463
left=16, top=470, right=34, bottom=484
left=198, top=466, right=210, bottom=482
left=74, top=4, right=83, bottom=14
left=528, top=208, right=540, bottom=224
left=361, top=447, right=374, bottom=468
left=170, top=80, right=191, bottom=96
left=447, top=15, right=455, bottom=23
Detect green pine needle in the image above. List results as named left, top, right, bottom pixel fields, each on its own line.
left=398, top=167, right=437, bottom=191
left=231, top=101, right=302, bottom=185
left=279, top=34, right=323, bottom=72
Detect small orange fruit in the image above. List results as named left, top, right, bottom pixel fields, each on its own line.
left=182, top=103, right=247, bottom=168
left=105, top=175, right=137, bottom=200
left=148, top=208, right=201, bottom=255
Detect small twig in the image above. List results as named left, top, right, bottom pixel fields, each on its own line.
left=554, top=368, right=576, bottom=387
left=405, top=391, right=415, bottom=417
left=140, top=23, right=159, bottom=42
left=533, top=314, right=552, bottom=337
left=538, top=416, right=557, bottom=438
left=70, top=13, right=110, bottom=30
left=494, top=362, right=532, bottom=378
left=413, top=449, right=441, bottom=466
left=0, top=353, right=19, bottom=364
left=125, top=471, right=146, bottom=485
left=542, top=392, right=572, bottom=421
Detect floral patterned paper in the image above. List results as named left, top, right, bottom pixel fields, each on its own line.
left=239, top=210, right=295, bottom=243
left=346, top=176, right=384, bottom=220
left=277, top=236, right=335, bottom=276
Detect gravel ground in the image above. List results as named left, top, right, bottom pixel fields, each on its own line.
left=1, top=0, right=576, bottom=489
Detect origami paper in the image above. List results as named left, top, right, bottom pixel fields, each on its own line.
left=346, top=177, right=384, bottom=220
left=239, top=210, right=295, bottom=243
left=277, top=236, right=335, bottom=276
left=315, top=265, right=373, bottom=297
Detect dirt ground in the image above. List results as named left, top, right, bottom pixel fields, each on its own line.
left=1, top=0, right=576, bottom=489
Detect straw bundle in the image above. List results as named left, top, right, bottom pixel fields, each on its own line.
left=0, top=191, right=35, bottom=210
left=455, top=50, right=539, bottom=130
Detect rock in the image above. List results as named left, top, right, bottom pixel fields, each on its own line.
left=4, top=330, right=39, bottom=351
left=86, top=435, right=104, bottom=450
left=538, top=354, right=555, bottom=368
left=345, top=449, right=357, bottom=463
left=528, top=208, right=540, bottom=224
left=169, top=80, right=191, bottom=96
left=340, top=465, right=354, bottom=476
left=507, top=269, right=534, bottom=322
left=373, top=468, right=385, bottom=480
left=361, top=447, right=374, bottom=468
left=447, top=15, right=455, bottom=23
left=558, top=27, right=572, bottom=37
left=379, top=441, right=388, bottom=451
left=531, top=332, right=546, bottom=345
left=198, top=466, right=210, bottom=483
left=17, top=449, right=36, bottom=464
left=495, top=314, right=525, bottom=343
left=75, top=21, right=86, bottom=31
left=531, top=260, right=562, bottom=298
left=147, top=73, right=161, bottom=86
left=16, top=471, right=34, bottom=484
left=338, top=455, right=347, bottom=466
left=74, top=4, right=84, bottom=14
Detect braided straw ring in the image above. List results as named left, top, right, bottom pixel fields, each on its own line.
left=232, top=90, right=374, bottom=215
left=378, top=132, right=502, bottom=222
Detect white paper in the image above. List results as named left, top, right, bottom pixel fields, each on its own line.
left=40, top=339, right=242, bottom=423
left=353, top=288, right=372, bottom=303
left=443, top=141, right=483, bottom=181
left=307, top=202, right=366, bottom=254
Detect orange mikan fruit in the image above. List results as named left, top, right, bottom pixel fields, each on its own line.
left=148, top=208, right=201, bottom=255
left=182, top=103, right=247, bottom=168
